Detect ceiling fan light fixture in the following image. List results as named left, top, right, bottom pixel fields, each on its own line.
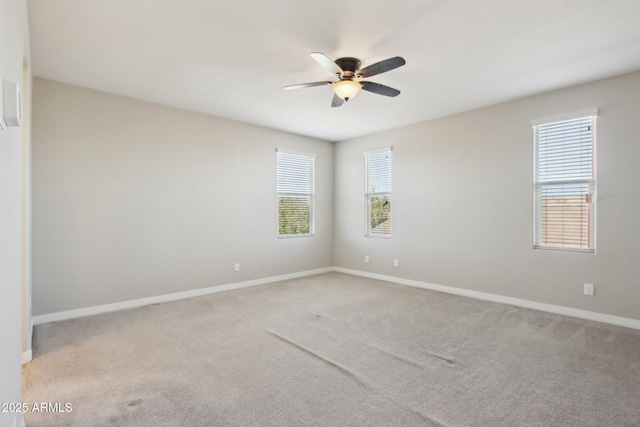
left=332, top=80, right=362, bottom=101
left=286, top=52, right=405, bottom=107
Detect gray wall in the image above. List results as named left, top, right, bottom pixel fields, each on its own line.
left=32, top=78, right=334, bottom=315
left=32, top=71, right=640, bottom=322
left=1, top=0, right=29, bottom=425
left=334, top=71, right=640, bottom=321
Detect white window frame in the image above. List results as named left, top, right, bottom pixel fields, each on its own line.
left=276, top=149, right=315, bottom=238
left=532, top=110, right=597, bottom=253
left=364, top=147, right=392, bottom=238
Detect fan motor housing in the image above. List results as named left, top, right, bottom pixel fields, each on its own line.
left=335, top=57, right=361, bottom=77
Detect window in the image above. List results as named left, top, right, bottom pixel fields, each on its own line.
left=533, top=113, right=596, bottom=252
left=277, top=150, right=315, bottom=237
left=365, top=148, right=392, bottom=237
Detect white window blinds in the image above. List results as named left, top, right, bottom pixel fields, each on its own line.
left=277, top=150, right=315, bottom=237
left=533, top=115, right=595, bottom=251
left=365, top=149, right=392, bottom=237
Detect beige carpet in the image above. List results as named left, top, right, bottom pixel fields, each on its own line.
left=23, top=273, right=640, bottom=426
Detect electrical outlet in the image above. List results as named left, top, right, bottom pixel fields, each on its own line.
left=584, top=283, right=594, bottom=296
left=393, top=259, right=399, bottom=267
left=234, top=263, right=240, bottom=272
left=365, top=256, right=369, bottom=263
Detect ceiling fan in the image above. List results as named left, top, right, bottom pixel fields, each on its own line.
left=285, top=52, right=406, bottom=107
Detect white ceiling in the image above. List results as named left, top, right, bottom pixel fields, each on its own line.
left=28, top=0, right=640, bottom=142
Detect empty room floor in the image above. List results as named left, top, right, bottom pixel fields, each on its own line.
left=23, top=273, right=640, bottom=426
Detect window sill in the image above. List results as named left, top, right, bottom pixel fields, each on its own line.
left=533, top=245, right=595, bottom=254
left=278, top=234, right=315, bottom=239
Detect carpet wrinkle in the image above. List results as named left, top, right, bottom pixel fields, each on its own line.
left=424, top=351, right=455, bottom=365
left=366, top=332, right=458, bottom=369
left=297, top=308, right=428, bottom=366
left=364, top=343, right=427, bottom=370
left=267, top=330, right=375, bottom=392
left=356, top=304, right=371, bottom=332
left=302, top=301, right=462, bottom=372
left=267, top=330, right=449, bottom=427
left=24, top=273, right=640, bottom=426
left=392, top=407, right=449, bottom=427
left=125, top=399, right=143, bottom=408
left=310, top=311, right=338, bottom=322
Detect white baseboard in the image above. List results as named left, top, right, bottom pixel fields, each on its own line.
left=30, top=266, right=640, bottom=331
left=13, top=413, right=26, bottom=427
left=32, top=267, right=333, bottom=325
left=333, top=267, right=640, bottom=330
left=21, top=350, right=32, bottom=364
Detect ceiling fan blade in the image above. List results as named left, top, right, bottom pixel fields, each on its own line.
left=359, top=56, right=406, bottom=78
left=310, top=52, right=343, bottom=76
left=361, top=81, right=401, bottom=97
left=284, top=81, right=333, bottom=90
left=331, top=93, right=345, bottom=108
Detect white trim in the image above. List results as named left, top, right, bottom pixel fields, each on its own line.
left=13, top=413, right=26, bottom=427
left=277, top=233, right=315, bottom=239
left=32, top=267, right=333, bottom=325
left=277, top=150, right=315, bottom=237
left=364, top=149, right=392, bottom=238
left=30, top=266, right=640, bottom=331
left=332, top=267, right=640, bottom=330
left=21, top=350, right=32, bottom=364
left=533, top=244, right=595, bottom=253
left=531, top=108, right=598, bottom=126
left=532, top=115, right=596, bottom=252
left=363, top=146, right=393, bottom=156
left=275, top=147, right=317, bottom=159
